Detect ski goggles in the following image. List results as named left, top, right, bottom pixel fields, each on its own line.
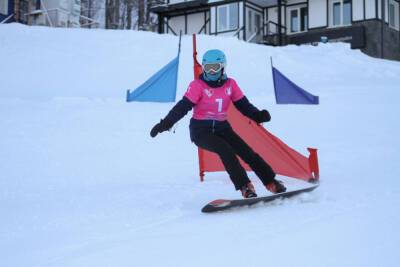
left=202, top=63, right=225, bottom=74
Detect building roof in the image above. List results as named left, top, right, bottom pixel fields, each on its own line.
left=150, top=0, right=281, bottom=15
left=250, top=0, right=278, bottom=8
left=151, top=0, right=209, bottom=14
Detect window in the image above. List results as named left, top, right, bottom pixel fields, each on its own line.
left=300, top=7, right=308, bottom=31
left=333, top=2, right=341, bottom=26
left=330, top=0, right=352, bottom=27
left=0, top=0, right=8, bottom=15
left=248, top=10, right=253, bottom=32
left=388, top=0, right=399, bottom=30
left=217, top=3, right=239, bottom=32
left=291, top=9, right=299, bottom=32
left=229, top=4, right=238, bottom=30
left=289, top=6, right=308, bottom=33
left=389, top=2, right=395, bottom=27
left=247, top=9, right=262, bottom=35
left=255, top=13, right=261, bottom=33
left=343, top=0, right=351, bottom=25
left=218, top=6, right=227, bottom=31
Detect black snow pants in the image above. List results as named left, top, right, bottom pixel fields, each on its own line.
left=190, top=119, right=276, bottom=190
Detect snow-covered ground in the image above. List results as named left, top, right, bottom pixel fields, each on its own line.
left=1, top=24, right=400, bottom=267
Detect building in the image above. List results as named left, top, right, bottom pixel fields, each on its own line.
left=151, top=0, right=400, bottom=61
left=0, top=0, right=35, bottom=24
left=1, top=0, right=99, bottom=28
left=0, top=0, right=15, bottom=23
left=26, top=0, right=82, bottom=27
left=24, top=0, right=83, bottom=27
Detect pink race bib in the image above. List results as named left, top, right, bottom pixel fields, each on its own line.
left=184, top=78, right=244, bottom=121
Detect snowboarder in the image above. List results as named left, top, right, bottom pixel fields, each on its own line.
left=150, top=49, right=286, bottom=198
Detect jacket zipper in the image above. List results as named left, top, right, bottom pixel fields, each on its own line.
left=212, top=120, right=215, bottom=133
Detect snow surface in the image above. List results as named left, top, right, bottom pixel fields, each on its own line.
left=1, top=23, right=400, bottom=267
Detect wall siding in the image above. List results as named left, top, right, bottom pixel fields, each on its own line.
left=377, top=0, right=388, bottom=21
left=385, top=0, right=389, bottom=22
left=2, top=0, right=14, bottom=16
left=168, top=15, right=186, bottom=35
left=187, top=12, right=205, bottom=34
left=355, top=20, right=400, bottom=60
left=239, top=1, right=244, bottom=39
left=365, top=0, right=377, bottom=19
left=0, top=0, right=8, bottom=16
left=309, top=0, right=328, bottom=28
left=378, top=0, right=382, bottom=18
left=353, top=0, right=365, bottom=21
left=267, top=7, right=278, bottom=33
left=210, top=6, right=216, bottom=34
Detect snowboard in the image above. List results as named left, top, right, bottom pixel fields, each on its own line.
left=201, top=183, right=319, bottom=213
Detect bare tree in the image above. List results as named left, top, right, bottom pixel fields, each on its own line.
left=106, top=0, right=121, bottom=29
left=80, top=0, right=104, bottom=28
left=146, top=0, right=159, bottom=31
left=137, top=0, right=145, bottom=29
left=125, top=0, right=136, bottom=29
left=104, top=0, right=160, bottom=30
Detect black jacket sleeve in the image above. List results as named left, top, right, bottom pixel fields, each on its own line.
left=163, top=96, right=195, bottom=128
left=233, top=96, right=260, bottom=122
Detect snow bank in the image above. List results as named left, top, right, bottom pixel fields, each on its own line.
left=1, top=23, right=400, bottom=267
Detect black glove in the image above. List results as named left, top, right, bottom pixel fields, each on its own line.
left=254, top=110, right=271, bottom=123
left=150, top=119, right=173, bottom=138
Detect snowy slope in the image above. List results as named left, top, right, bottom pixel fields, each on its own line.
left=1, top=23, right=400, bottom=267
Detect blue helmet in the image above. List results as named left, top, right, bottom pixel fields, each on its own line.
left=202, top=49, right=226, bottom=81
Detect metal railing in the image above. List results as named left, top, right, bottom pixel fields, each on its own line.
left=197, top=18, right=210, bottom=34
left=262, top=20, right=287, bottom=46
left=233, top=26, right=244, bottom=38
left=0, top=14, right=14, bottom=24
left=265, top=20, right=287, bottom=35
left=247, top=26, right=264, bottom=43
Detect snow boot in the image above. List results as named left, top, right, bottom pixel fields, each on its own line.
left=266, top=180, right=286, bottom=194
left=240, top=182, right=257, bottom=198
